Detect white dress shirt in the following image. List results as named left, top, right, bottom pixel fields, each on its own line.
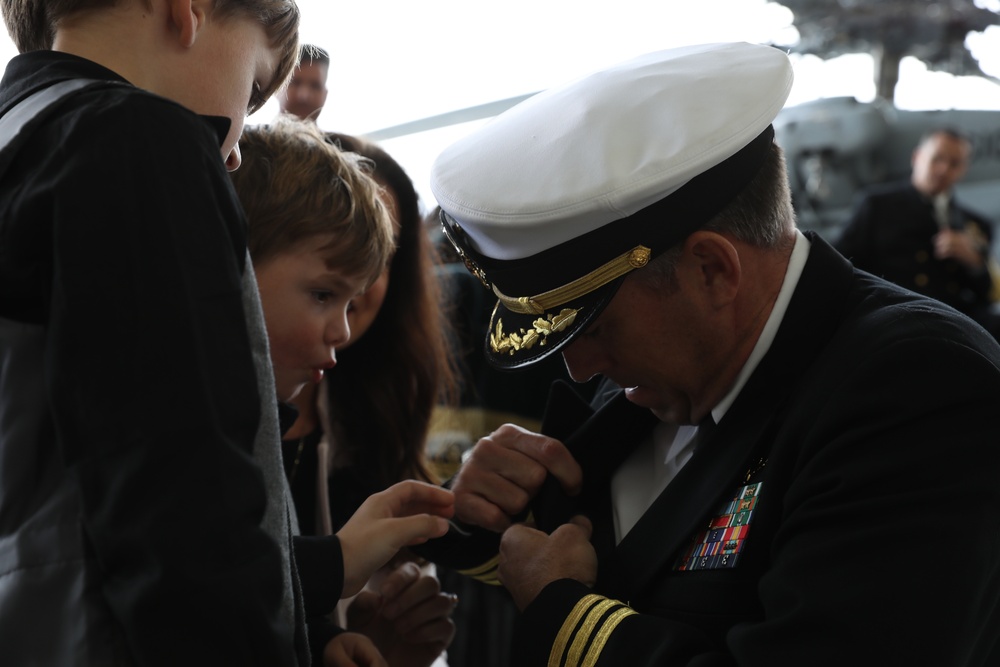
left=611, top=230, right=811, bottom=542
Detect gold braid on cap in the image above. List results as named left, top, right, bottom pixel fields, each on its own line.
left=488, top=245, right=652, bottom=356
left=493, top=245, right=652, bottom=315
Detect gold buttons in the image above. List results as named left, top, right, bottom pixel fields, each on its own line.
left=628, top=247, right=651, bottom=268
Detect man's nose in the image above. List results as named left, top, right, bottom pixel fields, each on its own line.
left=561, top=338, right=602, bottom=383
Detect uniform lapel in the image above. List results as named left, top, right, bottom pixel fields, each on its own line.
left=602, top=396, right=781, bottom=598
left=531, top=380, right=597, bottom=532
left=532, top=384, right=659, bottom=534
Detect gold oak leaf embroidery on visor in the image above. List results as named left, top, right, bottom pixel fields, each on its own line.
left=491, top=308, right=580, bottom=355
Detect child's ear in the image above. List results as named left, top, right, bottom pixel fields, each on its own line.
left=167, top=0, right=209, bottom=49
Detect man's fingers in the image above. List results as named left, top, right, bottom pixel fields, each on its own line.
left=453, top=493, right=513, bottom=532
left=499, top=521, right=541, bottom=552
left=451, top=424, right=584, bottom=531
left=452, top=440, right=541, bottom=510
left=453, top=425, right=582, bottom=519
left=488, top=424, right=583, bottom=495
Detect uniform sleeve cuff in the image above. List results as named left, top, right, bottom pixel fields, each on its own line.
left=512, top=579, right=636, bottom=667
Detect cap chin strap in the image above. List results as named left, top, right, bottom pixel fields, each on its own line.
left=493, top=245, right=651, bottom=315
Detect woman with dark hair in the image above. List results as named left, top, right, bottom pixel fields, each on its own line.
left=321, top=132, right=458, bottom=501
left=281, top=132, right=461, bottom=667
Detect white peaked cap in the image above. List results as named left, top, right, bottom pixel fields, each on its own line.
left=431, top=42, right=793, bottom=369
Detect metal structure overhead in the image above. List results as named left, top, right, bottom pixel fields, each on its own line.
left=365, top=2, right=1000, bottom=138
left=774, top=0, right=1000, bottom=100
left=364, top=93, right=538, bottom=142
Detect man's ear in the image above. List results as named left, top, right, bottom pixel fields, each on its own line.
left=167, top=0, right=208, bottom=49
left=685, top=231, right=740, bottom=307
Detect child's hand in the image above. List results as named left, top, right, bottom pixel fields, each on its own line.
left=338, top=481, right=454, bottom=598
left=322, top=631, right=387, bottom=667
left=346, top=562, right=458, bottom=667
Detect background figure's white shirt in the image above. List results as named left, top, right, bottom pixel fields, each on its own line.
left=611, top=230, right=811, bottom=543
left=934, top=193, right=951, bottom=229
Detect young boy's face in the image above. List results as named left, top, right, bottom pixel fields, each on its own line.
left=177, top=14, right=282, bottom=170
left=255, top=235, right=368, bottom=402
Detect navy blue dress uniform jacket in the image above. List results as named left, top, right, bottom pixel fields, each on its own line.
left=835, top=181, right=994, bottom=320
left=426, top=233, right=1000, bottom=666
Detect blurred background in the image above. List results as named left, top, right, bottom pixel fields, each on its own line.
left=4, top=0, right=1000, bottom=235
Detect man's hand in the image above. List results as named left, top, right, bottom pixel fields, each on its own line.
left=346, top=561, right=458, bottom=667
left=322, top=631, right=387, bottom=667
left=338, top=481, right=454, bottom=598
left=451, top=424, right=583, bottom=532
left=934, top=228, right=986, bottom=270
left=498, top=515, right=597, bottom=610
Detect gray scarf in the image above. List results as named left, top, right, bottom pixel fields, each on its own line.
left=241, top=255, right=310, bottom=666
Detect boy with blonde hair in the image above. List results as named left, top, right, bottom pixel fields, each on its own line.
left=0, top=2, right=452, bottom=666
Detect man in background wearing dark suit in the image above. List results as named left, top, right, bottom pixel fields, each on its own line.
left=836, top=127, right=999, bottom=337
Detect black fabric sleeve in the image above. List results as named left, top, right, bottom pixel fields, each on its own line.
left=306, top=617, right=344, bottom=667
left=293, top=535, right=345, bottom=615
left=410, top=525, right=503, bottom=575
left=44, top=94, right=293, bottom=665
left=292, top=535, right=347, bottom=665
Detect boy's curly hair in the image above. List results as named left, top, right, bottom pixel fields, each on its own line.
left=232, top=117, right=395, bottom=288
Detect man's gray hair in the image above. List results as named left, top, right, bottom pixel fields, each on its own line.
left=638, top=141, right=796, bottom=289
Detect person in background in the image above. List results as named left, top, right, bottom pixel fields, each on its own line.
left=277, top=43, right=329, bottom=122
left=836, top=127, right=1000, bottom=337
left=234, top=122, right=459, bottom=667
left=419, top=42, right=1000, bottom=666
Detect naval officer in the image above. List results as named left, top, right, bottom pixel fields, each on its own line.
left=422, top=42, right=1000, bottom=666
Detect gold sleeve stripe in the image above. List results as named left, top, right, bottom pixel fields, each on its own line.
left=580, top=606, right=637, bottom=667
left=457, top=555, right=499, bottom=578
left=565, top=599, right=620, bottom=667
left=458, top=556, right=501, bottom=585
left=454, top=515, right=537, bottom=586
left=548, top=594, right=603, bottom=667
